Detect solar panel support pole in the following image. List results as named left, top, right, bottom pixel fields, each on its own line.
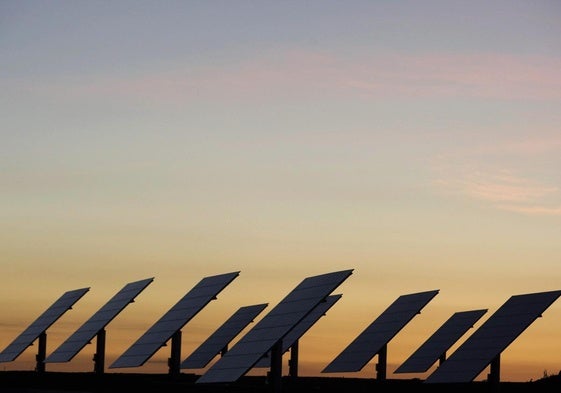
left=375, top=344, right=387, bottom=381
left=93, top=328, right=106, bottom=374
left=220, top=345, right=228, bottom=356
left=288, top=339, right=299, bottom=378
left=487, top=353, right=501, bottom=388
left=269, top=339, right=283, bottom=393
left=35, top=331, right=47, bottom=373
left=168, top=330, right=182, bottom=377
left=438, top=353, right=446, bottom=366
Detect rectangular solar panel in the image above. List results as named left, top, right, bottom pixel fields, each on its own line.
left=254, top=294, right=342, bottom=368
left=196, top=269, right=353, bottom=384
left=110, top=271, right=240, bottom=368
left=425, top=290, right=561, bottom=383
left=181, top=303, right=268, bottom=369
left=0, top=287, right=90, bottom=363
left=394, top=309, right=487, bottom=374
left=44, top=278, right=153, bottom=363
left=322, top=289, right=439, bottom=373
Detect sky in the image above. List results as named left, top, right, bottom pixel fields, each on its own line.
left=1, top=0, right=561, bottom=382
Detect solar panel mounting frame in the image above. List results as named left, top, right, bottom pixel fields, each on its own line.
left=321, top=289, right=440, bottom=380
left=180, top=303, right=268, bottom=370
left=196, top=269, right=354, bottom=391
left=424, top=290, right=561, bottom=384
left=254, top=293, right=343, bottom=377
left=109, top=271, right=240, bottom=376
left=394, top=309, right=487, bottom=374
left=0, top=287, right=90, bottom=373
left=44, top=277, right=154, bottom=374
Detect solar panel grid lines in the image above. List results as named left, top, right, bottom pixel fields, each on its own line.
left=254, top=294, right=342, bottom=368
left=394, top=309, right=488, bottom=374
left=321, top=289, right=439, bottom=373
left=0, top=287, right=90, bottom=363
left=181, top=303, right=268, bottom=369
left=110, top=271, right=240, bottom=369
left=424, top=289, right=561, bottom=384
left=44, top=277, right=154, bottom=363
left=196, top=269, right=354, bottom=384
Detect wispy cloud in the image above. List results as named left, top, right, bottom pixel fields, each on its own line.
left=433, top=136, right=561, bottom=217
left=342, top=52, right=561, bottom=100
left=8, top=50, right=561, bottom=104
left=496, top=204, right=561, bottom=216
left=493, top=135, right=561, bottom=155
left=461, top=170, right=556, bottom=203
left=436, top=168, right=561, bottom=216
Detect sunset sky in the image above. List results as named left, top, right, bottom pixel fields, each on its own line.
left=2, top=0, right=561, bottom=382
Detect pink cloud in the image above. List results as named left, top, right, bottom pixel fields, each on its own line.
left=433, top=148, right=561, bottom=217
left=459, top=170, right=557, bottom=203
left=350, top=52, right=561, bottom=100
left=496, top=204, right=561, bottom=216
left=497, top=135, right=561, bottom=155
left=17, top=49, right=561, bottom=104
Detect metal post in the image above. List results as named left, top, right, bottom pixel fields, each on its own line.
left=269, top=339, right=283, bottom=393
left=35, top=331, right=47, bottom=373
left=93, top=328, right=106, bottom=375
left=375, top=344, right=387, bottom=381
left=488, top=353, right=501, bottom=391
left=288, top=339, right=299, bottom=378
left=438, top=352, right=446, bottom=366
left=168, top=330, right=182, bottom=377
left=220, top=344, right=228, bottom=356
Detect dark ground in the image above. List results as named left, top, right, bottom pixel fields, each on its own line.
left=1, top=371, right=560, bottom=393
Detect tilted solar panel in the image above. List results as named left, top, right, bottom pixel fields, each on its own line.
left=110, top=271, right=239, bottom=369
left=394, top=309, right=487, bottom=374
left=0, top=287, right=89, bottom=362
left=181, top=303, right=268, bottom=369
left=322, top=289, right=439, bottom=373
left=196, top=269, right=353, bottom=384
left=254, top=294, right=342, bottom=368
left=425, top=290, right=561, bottom=383
left=45, top=278, right=153, bottom=363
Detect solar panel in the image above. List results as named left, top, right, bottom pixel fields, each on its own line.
left=196, top=269, right=354, bottom=384
left=394, top=309, right=487, bottom=374
left=0, top=287, right=89, bottom=363
left=254, top=294, right=342, bottom=368
left=425, top=290, right=561, bottom=384
left=322, top=289, right=439, bottom=373
left=110, top=271, right=240, bottom=369
left=181, top=303, right=268, bottom=369
left=44, top=278, right=153, bottom=363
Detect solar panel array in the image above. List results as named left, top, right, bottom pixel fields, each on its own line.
left=254, top=294, right=342, bottom=368
left=45, top=278, right=154, bottom=363
left=3, top=270, right=561, bottom=386
left=181, top=303, right=268, bottom=369
left=0, top=287, right=90, bottom=363
left=394, top=309, right=487, bottom=374
left=425, top=290, right=561, bottom=383
left=110, top=271, right=240, bottom=369
left=322, top=289, right=439, bottom=373
left=196, top=269, right=354, bottom=384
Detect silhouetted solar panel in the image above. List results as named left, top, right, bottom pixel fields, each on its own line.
left=181, top=303, right=268, bottom=369
left=322, top=289, right=439, bottom=373
left=425, top=290, right=561, bottom=384
left=394, top=309, right=487, bottom=374
left=110, top=271, right=240, bottom=369
left=254, top=294, right=342, bottom=368
left=45, top=278, right=153, bottom=363
left=196, top=269, right=353, bottom=384
left=0, top=287, right=89, bottom=363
